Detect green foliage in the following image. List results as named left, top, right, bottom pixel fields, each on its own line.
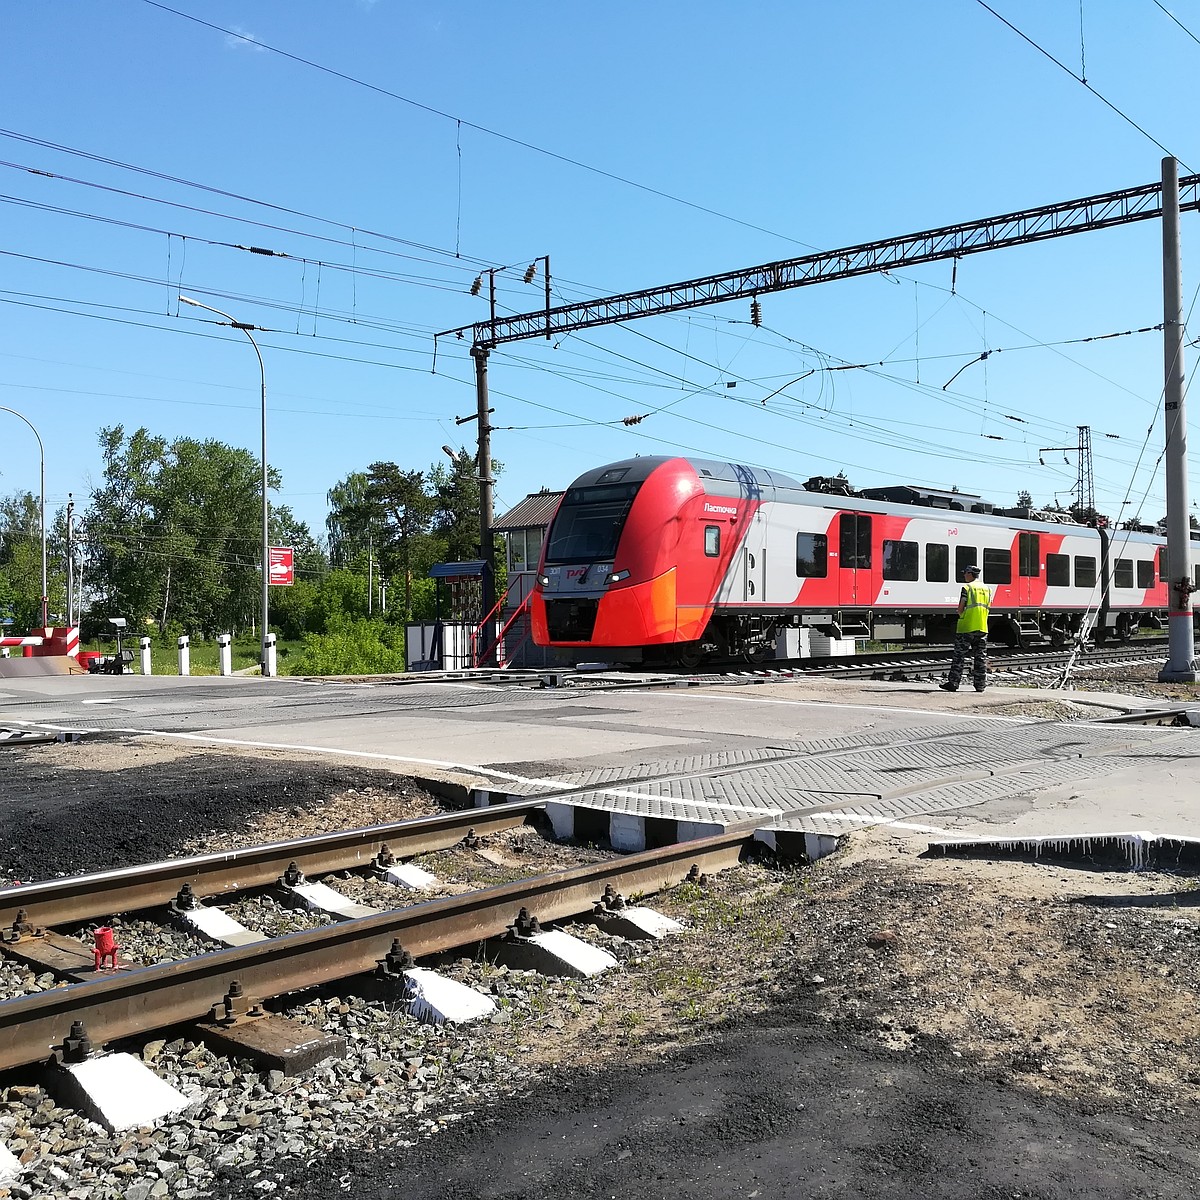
left=285, top=618, right=407, bottom=676
left=82, top=425, right=329, bottom=638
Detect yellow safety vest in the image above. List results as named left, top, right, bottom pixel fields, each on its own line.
left=957, top=581, right=991, bottom=634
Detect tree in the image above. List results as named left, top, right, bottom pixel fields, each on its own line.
left=366, top=463, right=435, bottom=620
left=83, top=425, right=293, bottom=638
left=1016, top=489, right=1034, bottom=509
left=325, top=472, right=378, bottom=570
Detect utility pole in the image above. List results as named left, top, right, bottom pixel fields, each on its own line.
left=1159, top=156, right=1197, bottom=682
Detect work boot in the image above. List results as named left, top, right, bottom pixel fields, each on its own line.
left=939, top=683, right=957, bottom=692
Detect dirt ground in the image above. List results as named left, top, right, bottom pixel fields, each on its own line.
left=6, top=733, right=1200, bottom=1198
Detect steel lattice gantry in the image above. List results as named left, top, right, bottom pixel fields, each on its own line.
left=449, top=173, right=1200, bottom=349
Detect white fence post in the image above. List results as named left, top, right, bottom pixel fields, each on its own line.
left=140, top=637, right=152, bottom=675
left=218, top=633, right=232, bottom=677
left=263, top=632, right=277, bottom=677
left=177, top=635, right=190, bottom=676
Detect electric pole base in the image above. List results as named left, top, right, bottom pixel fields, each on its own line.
left=1158, top=664, right=1198, bottom=683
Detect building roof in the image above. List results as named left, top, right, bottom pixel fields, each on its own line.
left=493, top=490, right=564, bottom=531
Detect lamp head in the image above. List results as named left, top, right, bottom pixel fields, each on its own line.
left=108, top=617, right=127, bottom=629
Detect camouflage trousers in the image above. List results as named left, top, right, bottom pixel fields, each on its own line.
left=947, top=631, right=988, bottom=691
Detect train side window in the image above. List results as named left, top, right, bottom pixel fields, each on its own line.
left=1046, top=553, right=1070, bottom=586
left=1018, top=532, right=1040, bottom=577
left=983, top=547, right=1011, bottom=585
left=796, top=532, right=827, bottom=577
left=839, top=514, right=872, bottom=569
left=925, top=543, right=949, bottom=582
left=1114, top=558, right=1134, bottom=589
left=1137, top=559, right=1155, bottom=589
left=1159, top=547, right=1168, bottom=581
left=955, top=546, right=978, bottom=582
left=704, top=525, right=720, bottom=557
left=1074, top=556, right=1097, bottom=588
left=882, top=539, right=918, bottom=581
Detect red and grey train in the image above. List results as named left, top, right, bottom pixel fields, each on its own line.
left=529, top=455, right=1196, bottom=666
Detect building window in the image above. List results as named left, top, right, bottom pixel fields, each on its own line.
left=1075, top=556, right=1097, bottom=588
left=955, top=545, right=978, bottom=582
left=704, top=525, right=720, bottom=557
left=925, top=542, right=949, bottom=582
left=983, top=547, right=1011, bottom=585
left=882, top=539, right=919, bottom=581
left=1137, top=559, right=1155, bottom=589
left=1018, top=532, right=1040, bottom=577
left=839, top=514, right=872, bottom=569
left=1114, top=558, right=1134, bottom=589
left=1046, top=553, right=1070, bottom=587
left=796, top=532, right=827, bottom=577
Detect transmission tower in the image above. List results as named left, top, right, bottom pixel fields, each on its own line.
left=1039, top=426, right=1094, bottom=514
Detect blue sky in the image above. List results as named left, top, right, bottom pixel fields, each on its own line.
left=3, top=1, right=1200, bottom=542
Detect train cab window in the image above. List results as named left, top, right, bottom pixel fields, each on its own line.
left=983, top=547, right=1012, bottom=585
left=925, top=542, right=949, bottom=582
left=704, top=525, right=720, bottom=557
left=882, top=539, right=918, bottom=581
left=1137, top=559, right=1155, bottom=589
left=1046, top=553, right=1070, bottom=587
left=1114, top=558, right=1134, bottom=589
left=1018, top=533, right=1040, bottom=577
left=839, top=514, right=872, bottom=569
left=1074, top=556, right=1097, bottom=588
left=796, top=532, right=827, bottom=577
left=955, top=546, right=978, bottom=582
left=544, top=482, right=641, bottom=564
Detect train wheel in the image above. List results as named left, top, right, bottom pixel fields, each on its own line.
left=742, top=643, right=770, bottom=665
left=674, top=644, right=705, bottom=670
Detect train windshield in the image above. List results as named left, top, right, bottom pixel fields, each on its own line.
left=544, top=482, right=641, bottom=563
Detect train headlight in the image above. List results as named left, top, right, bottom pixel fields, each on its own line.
left=606, top=569, right=630, bottom=585
left=537, top=574, right=550, bottom=587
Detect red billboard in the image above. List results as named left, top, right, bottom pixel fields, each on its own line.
left=268, top=546, right=294, bottom=587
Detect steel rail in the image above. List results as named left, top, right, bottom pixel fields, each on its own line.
left=0, top=802, right=546, bottom=931
left=0, top=829, right=751, bottom=1072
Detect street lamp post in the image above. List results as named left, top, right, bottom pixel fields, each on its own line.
left=179, top=295, right=272, bottom=676
left=0, top=406, right=47, bottom=628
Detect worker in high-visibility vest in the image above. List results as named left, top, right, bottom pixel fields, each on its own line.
left=940, top=565, right=992, bottom=693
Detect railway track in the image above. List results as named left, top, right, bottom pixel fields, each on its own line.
left=0, top=805, right=751, bottom=1074
left=424, top=638, right=1170, bottom=691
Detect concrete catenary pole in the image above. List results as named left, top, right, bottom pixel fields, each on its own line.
left=1159, top=156, right=1197, bottom=682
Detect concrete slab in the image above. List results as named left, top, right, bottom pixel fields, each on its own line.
left=285, top=880, right=378, bottom=920
left=596, top=906, right=684, bottom=940
left=403, top=967, right=497, bottom=1023
left=384, top=862, right=439, bottom=890
left=494, top=930, right=618, bottom=978
left=178, top=904, right=266, bottom=947
left=0, top=1143, right=21, bottom=1186
left=53, top=1053, right=191, bottom=1132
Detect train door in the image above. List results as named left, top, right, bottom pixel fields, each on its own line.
left=837, top=512, right=876, bottom=605
left=1016, top=532, right=1040, bottom=607
left=741, top=510, right=767, bottom=602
